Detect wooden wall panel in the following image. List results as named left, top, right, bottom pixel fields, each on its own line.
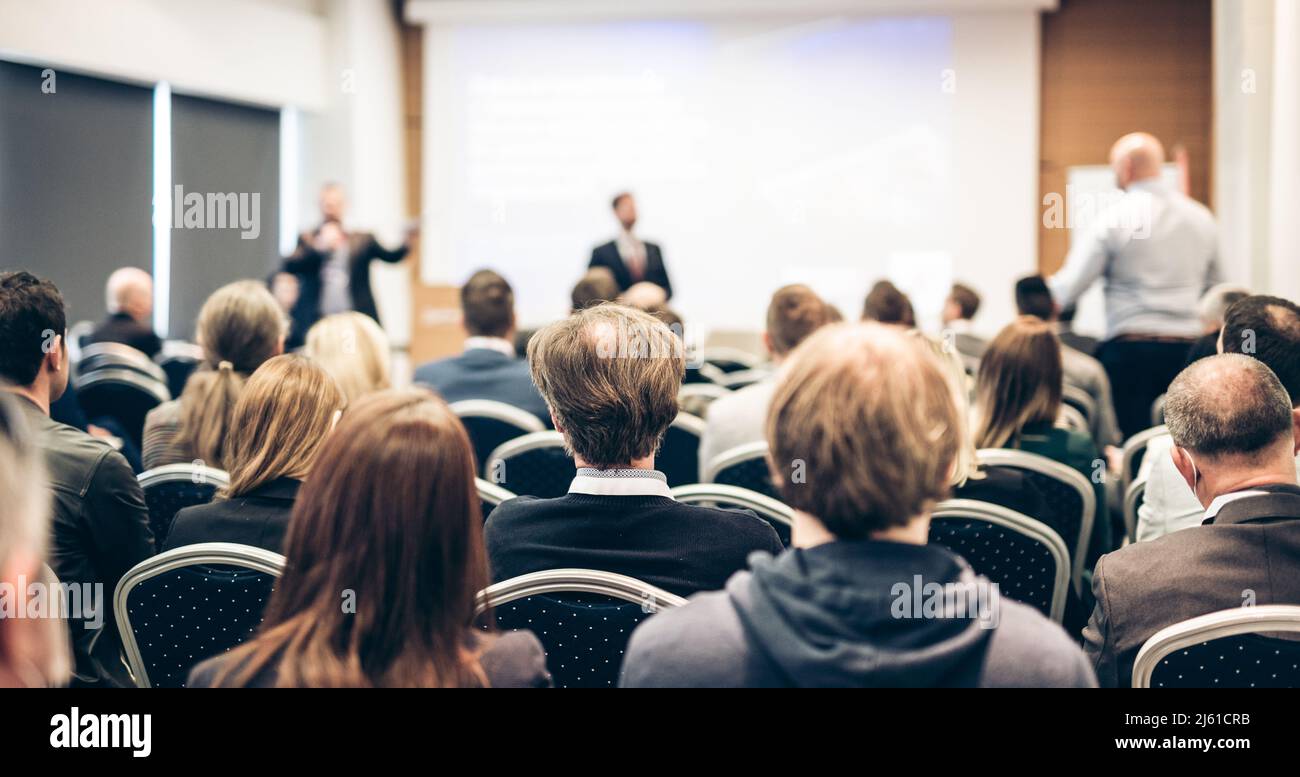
left=1039, top=0, right=1213, bottom=274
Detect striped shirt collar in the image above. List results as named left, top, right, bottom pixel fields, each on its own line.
left=568, top=468, right=674, bottom=499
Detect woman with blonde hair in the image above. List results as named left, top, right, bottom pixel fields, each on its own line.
left=141, top=280, right=287, bottom=470
left=304, top=311, right=392, bottom=404
left=188, top=388, right=550, bottom=688
left=973, top=316, right=1111, bottom=563
left=163, top=354, right=344, bottom=554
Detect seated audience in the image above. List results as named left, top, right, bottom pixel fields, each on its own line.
left=413, top=269, right=549, bottom=424
left=0, top=271, right=152, bottom=687
left=1084, top=354, right=1300, bottom=686
left=485, top=304, right=783, bottom=596
left=164, top=355, right=344, bottom=554
left=1054, top=303, right=1097, bottom=356
left=1015, top=275, right=1122, bottom=447
left=941, top=281, right=986, bottom=362
left=861, top=279, right=915, bottom=327
left=88, top=266, right=162, bottom=358
left=304, top=311, right=391, bottom=404
left=571, top=267, right=620, bottom=312
left=699, top=284, right=832, bottom=475
left=1184, top=283, right=1250, bottom=366
left=620, top=322, right=1096, bottom=687
left=1138, top=295, right=1300, bottom=541
left=188, top=388, right=550, bottom=688
left=142, top=280, right=286, bottom=470
left=0, top=392, right=72, bottom=688
left=974, top=316, right=1111, bottom=565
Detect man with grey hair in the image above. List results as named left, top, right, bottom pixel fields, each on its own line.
left=1084, top=353, right=1300, bottom=686
left=88, top=267, right=161, bottom=358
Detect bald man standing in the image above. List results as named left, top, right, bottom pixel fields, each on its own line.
left=1049, top=132, right=1222, bottom=439
left=89, top=267, right=161, bottom=358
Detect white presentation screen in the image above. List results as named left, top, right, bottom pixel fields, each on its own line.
left=423, top=16, right=957, bottom=333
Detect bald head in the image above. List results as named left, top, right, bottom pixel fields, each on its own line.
left=105, top=267, right=153, bottom=323
left=1166, top=354, right=1294, bottom=462
left=1109, top=132, right=1165, bottom=189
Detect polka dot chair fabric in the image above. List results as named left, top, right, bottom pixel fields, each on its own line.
left=709, top=453, right=781, bottom=502
left=1147, top=634, right=1300, bottom=688
left=143, top=479, right=220, bottom=547
left=657, top=418, right=702, bottom=489
left=929, top=517, right=1059, bottom=619
left=117, top=544, right=284, bottom=688
left=489, top=436, right=574, bottom=499
left=493, top=594, right=655, bottom=688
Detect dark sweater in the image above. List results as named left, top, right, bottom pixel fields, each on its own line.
left=485, top=493, right=784, bottom=597
left=164, top=477, right=300, bottom=555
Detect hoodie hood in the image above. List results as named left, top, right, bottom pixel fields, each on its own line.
left=730, top=540, right=998, bottom=687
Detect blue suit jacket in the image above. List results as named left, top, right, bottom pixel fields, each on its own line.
left=413, top=348, right=551, bottom=425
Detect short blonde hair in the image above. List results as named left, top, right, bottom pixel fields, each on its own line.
left=766, top=322, right=960, bottom=538
left=305, top=312, right=392, bottom=405
left=527, top=304, right=685, bottom=467
left=223, top=354, right=345, bottom=498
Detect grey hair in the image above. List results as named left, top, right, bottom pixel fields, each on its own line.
left=1165, top=353, right=1293, bottom=458
left=1198, top=283, right=1250, bottom=329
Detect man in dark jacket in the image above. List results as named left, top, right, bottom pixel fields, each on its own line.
left=0, top=271, right=153, bottom=687
left=620, top=322, right=1095, bottom=687
left=88, top=267, right=162, bottom=358
left=1084, top=353, right=1300, bottom=686
left=280, top=182, right=413, bottom=344
left=589, top=192, right=672, bottom=304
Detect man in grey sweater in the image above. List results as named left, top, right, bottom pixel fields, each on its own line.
left=621, top=322, right=1096, bottom=688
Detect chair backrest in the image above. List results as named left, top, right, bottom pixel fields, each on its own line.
left=114, top=542, right=285, bottom=688
left=716, top=368, right=770, bottom=391
left=658, top=412, right=705, bottom=488
left=671, top=483, right=794, bottom=546
left=479, top=569, right=685, bottom=688
left=77, top=341, right=168, bottom=383
left=1133, top=605, right=1300, bottom=688
left=1122, top=477, right=1146, bottom=544
left=929, top=499, right=1070, bottom=623
left=1151, top=393, right=1167, bottom=427
left=450, top=399, right=547, bottom=475
left=476, top=477, right=517, bottom=523
left=73, top=368, right=171, bottom=448
left=700, top=346, right=762, bottom=374
left=975, top=449, right=1094, bottom=595
left=677, top=382, right=730, bottom=418
left=485, top=431, right=573, bottom=499
left=138, top=463, right=231, bottom=546
left=703, top=440, right=780, bottom=501
left=156, top=340, right=205, bottom=398
left=1054, top=403, right=1089, bottom=434
left=1120, top=425, right=1169, bottom=496
left=1061, top=384, right=1096, bottom=428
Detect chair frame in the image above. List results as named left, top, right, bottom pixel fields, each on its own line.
left=678, top=382, right=731, bottom=405
left=671, top=483, right=794, bottom=533
left=138, top=462, right=231, bottom=489
left=449, top=399, right=547, bottom=435
left=1120, top=425, right=1169, bottom=496
left=478, top=568, right=687, bottom=615
left=156, top=340, right=205, bottom=364
left=931, top=498, right=1071, bottom=623
left=1054, top=403, right=1089, bottom=434
left=77, top=341, right=169, bottom=383
left=702, top=440, right=771, bottom=485
left=669, top=411, right=706, bottom=438
left=72, top=367, right=171, bottom=403
left=1061, top=383, right=1097, bottom=427
left=485, top=430, right=570, bottom=492
left=700, top=346, right=763, bottom=372
left=975, top=448, right=1095, bottom=594
left=476, top=478, right=517, bottom=509
left=113, top=542, right=286, bottom=688
left=1122, top=477, right=1146, bottom=544
left=1132, top=604, right=1300, bottom=688
left=716, top=368, right=771, bottom=390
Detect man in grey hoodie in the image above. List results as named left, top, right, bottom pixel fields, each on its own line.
left=620, top=322, right=1097, bottom=688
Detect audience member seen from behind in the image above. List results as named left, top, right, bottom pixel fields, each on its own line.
left=304, top=311, right=391, bottom=405
left=485, top=304, right=784, bottom=597
left=0, top=271, right=152, bottom=687
left=941, top=282, right=986, bottom=362
left=861, top=280, right=916, bottom=328
left=164, top=355, right=345, bottom=554
left=1084, top=354, right=1300, bottom=686
left=571, top=267, right=620, bottom=313
left=620, top=322, right=1096, bottom=688
left=188, top=388, right=550, bottom=688
left=142, top=280, right=286, bottom=470
left=89, top=267, right=161, bottom=358
left=1184, top=283, right=1250, bottom=366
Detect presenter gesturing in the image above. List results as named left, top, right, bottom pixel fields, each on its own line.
left=589, top=192, right=673, bottom=308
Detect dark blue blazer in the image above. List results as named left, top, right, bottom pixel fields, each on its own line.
left=589, top=240, right=672, bottom=299
left=413, top=348, right=550, bottom=424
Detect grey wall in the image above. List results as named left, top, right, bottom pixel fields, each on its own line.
left=169, top=94, right=280, bottom=340
left=0, top=60, right=153, bottom=326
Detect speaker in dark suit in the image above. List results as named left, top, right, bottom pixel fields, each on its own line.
left=589, top=192, right=672, bottom=300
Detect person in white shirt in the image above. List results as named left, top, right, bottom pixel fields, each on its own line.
left=1137, top=295, right=1300, bottom=541
left=1048, top=132, right=1222, bottom=440
left=699, top=285, right=833, bottom=479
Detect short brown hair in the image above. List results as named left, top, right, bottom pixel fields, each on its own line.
left=766, top=323, right=960, bottom=538
left=571, top=267, right=620, bottom=312
left=461, top=270, right=514, bottom=338
left=861, top=280, right=916, bottom=327
left=949, top=283, right=981, bottom=320
left=527, top=304, right=685, bottom=467
left=973, top=316, right=1063, bottom=449
left=766, top=284, right=831, bottom=355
